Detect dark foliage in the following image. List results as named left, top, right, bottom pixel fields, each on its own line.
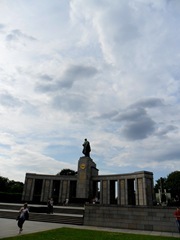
left=0, top=176, right=24, bottom=193
left=56, top=169, right=77, bottom=176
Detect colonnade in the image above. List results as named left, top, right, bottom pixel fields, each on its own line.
left=22, top=174, right=76, bottom=204
left=93, top=172, right=153, bottom=205
left=22, top=170, right=153, bottom=206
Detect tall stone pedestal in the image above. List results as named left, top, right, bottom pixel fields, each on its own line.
left=76, top=157, right=98, bottom=199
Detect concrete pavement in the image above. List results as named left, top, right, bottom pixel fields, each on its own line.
left=0, top=218, right=179, bottom=239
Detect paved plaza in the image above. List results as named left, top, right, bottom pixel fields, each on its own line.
left=0, top=218, right=179, bottom=239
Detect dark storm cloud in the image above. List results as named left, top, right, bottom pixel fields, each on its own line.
left=122, top=117, right=156, bottom=140
left=98, top=98, right=164, bottom=122
left=36, top=64, right=98, bottom=93
left=153, top=144, right=180, bottom=162
left=113, top=107, right=156, bottom=140
left=130, top=98, right=164, bottom=109
left=161, top=148, right=180, bottom=161
left=6, top=29, right=36, bottom=42
left=98, top=100, right=159, bottom=140
left=99, top=98, right=177, bottom=141
left=113, top=108, right=147, bottom=122
left=109, top=98, right=166, bottom=140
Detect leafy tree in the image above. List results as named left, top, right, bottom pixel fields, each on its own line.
left=0, top=176, right=9, bottom=192
left=166, top=171, right=180, bottom=200
left=0, top=176, right=23, bottom=193
left=7, top=180, right=24, bottom=193
left=57, top=169, right=76, bottom=176
left=154, top=177, right=167, bottom=193
left=154, top=171, right=180, bottom=205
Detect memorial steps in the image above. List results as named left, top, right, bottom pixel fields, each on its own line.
left=0, top=203, right=84, bottom=225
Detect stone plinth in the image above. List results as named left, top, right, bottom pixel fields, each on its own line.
left=76, top=157, right=98, bottom=199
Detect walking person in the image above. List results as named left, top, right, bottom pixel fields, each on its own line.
left=47, top=198, right=53, bottom=214
left=174, top=207, right=180, bottom=233
left=47, top=198, right=51, bottom=214
left=17, top=203, right=29, bottom=234
left=50, top=198, right=54, bottom=214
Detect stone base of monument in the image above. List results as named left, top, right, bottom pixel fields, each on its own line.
left=76, top=157, right=98, bottom=199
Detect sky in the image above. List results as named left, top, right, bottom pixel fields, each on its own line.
left=0, top=0, right=180, bottom=184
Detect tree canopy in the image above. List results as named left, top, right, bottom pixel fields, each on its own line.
left=154, top=171, right=180, bottom=201
left=166, top=171, right=180, bottom=199
left=56, top=169, right=77, bottom=176
left=0, top=176, right=23, bottom=193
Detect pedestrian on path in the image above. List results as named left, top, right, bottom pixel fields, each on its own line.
left=17, top=203, right=29, bottom=234
left=174, top=207, right=180, bottom=233
left=47, top=198, right=54, bottom=214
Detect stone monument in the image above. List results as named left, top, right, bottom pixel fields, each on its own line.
left=76, top=156, right=98, bottom=199
left=76, top=139, right=98, bottom=199
left=22, top=138, right=154, bottom=206
left=82, top=138, right=91, bottom=157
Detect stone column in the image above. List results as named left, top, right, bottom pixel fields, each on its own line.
left=101, top=180, right=108, bottom=204
left=76, top=156, right=98, bottom=200
left=142, top=177, right=147, bottom=205
left=65, top=180, right=70, bottom=201
left=22, top=177, right=35, bottom=202
left=137, top=178, right=144, bottom=205
left=135, top=178, right=139, bottom=205
left=119, top=179, right=126, bottom=205
left=145, top=178, right=154, bottom=205
left=58, top=180, right=62, bottom=203
left=59, top=180, right=70, bottom=203
left=99, top=180, right=103, bottom=204
left=41, top=179, right=52, bottom=202
left=125, top=178, right=128, bottom=205
left=30, top=178, right=35, bottom=201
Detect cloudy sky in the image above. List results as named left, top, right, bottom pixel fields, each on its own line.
left=0, top=0, right=180, bottom=184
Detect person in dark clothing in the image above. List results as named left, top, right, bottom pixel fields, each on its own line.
left=17, top=203, right=29, bottom=234
left=47, top=198, right=53, bottom=214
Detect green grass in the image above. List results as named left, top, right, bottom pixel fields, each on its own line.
left=1, top=228, right=176, bottom=240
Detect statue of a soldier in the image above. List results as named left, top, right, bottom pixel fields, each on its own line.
left=82, top=138, right=91, bottom=157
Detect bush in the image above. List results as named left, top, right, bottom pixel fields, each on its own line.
left=0, top=192, right=22, bottom=203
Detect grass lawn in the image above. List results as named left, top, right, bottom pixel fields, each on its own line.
left=1, top=228, right=176, bottom=240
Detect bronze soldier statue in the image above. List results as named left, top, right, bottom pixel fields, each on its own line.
left=82, top=138, right=91, bottom=157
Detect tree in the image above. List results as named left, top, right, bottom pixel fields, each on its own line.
left=7, top=180, right=24, bottom=193
left=0, top=176, right=9, bottom=192
left=0, top=176, right=24, bottom=193
left=56, top=169, right=76, bottom=176
left=166, top=171, right=180, bottom=200
left=154, top=177, right=167, bottom=193
left=154, top=171, right=180, bottom=205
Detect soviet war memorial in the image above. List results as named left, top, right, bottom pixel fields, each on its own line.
left=22, top=139, right=154, bottom=206
left=17, top=140, right=178, bottom=234
left=0, top=139, right=179, bottom=236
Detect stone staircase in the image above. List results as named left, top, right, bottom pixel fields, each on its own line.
left=0, top=203, right=84, bottom=225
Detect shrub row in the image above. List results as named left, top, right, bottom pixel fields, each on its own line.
left=0, top=192, right=22, bottom=203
